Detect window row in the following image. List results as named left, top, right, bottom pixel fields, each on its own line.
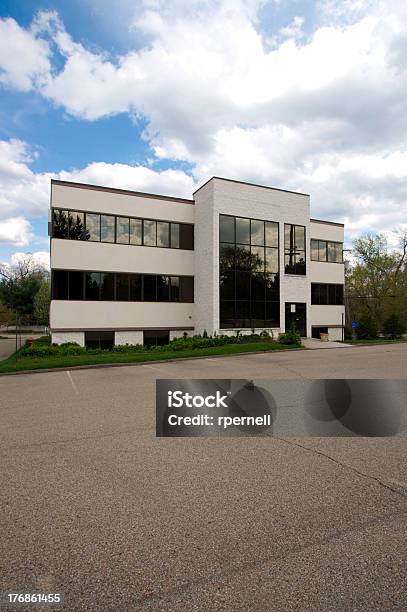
left=311, top=239, right=343, bottom=263
left=85, top=330, right=170, bottom=349
left=52, top=270, right=194, bottom=302
left=52, top=208, right=194, bottom=250
left=220, top=271, right=279, bottom=302
left=284, top=224, right=306, bottom=275
left=220, top=214, right=279, bottom=248
left=220, top=244, right=279, bottom=274
left=311, top=283, right=344, bottom=305
left=220, top=301, right=280, bottom=329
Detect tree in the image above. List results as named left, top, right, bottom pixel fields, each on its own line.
left=34, top=281, right=51, bottom=325
left=382, top=314, right=405, bottom=339
left=357, top=313, right=378, bottom=340
left=346, top=231, right=407, bottom=330
left=0, top=255, right=49, bottom=319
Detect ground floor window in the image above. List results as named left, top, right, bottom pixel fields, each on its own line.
left=312, top=326, right=328, bottom=339
left=143, top=330, right=170, bottom=347
left=85, top=331, right=115, bottom=349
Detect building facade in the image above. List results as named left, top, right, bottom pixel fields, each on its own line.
left=49, top=177, right=345, bottom=347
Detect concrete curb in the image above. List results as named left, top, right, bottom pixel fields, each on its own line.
left=0, top=346, right=306, bottom=377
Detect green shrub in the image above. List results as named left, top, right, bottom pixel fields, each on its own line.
left=382, top=314, right=405, bottom=339
left=278, top=324, right=301, bottom=346
left=112, top=343, right=145, bottom=353
left=356, top=313, right=378, bottom=340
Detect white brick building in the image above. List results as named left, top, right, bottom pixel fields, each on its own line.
left=49, top=177, right=345, bottom=347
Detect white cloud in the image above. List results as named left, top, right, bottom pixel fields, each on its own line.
left=10, top=251, right=50, bottom=270
left=0, top=217, right=33, bottom=247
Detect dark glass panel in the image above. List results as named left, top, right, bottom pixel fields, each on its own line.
left=220, top=243, right=235, bottom=271
left=251, top=246, right=264, bottom=272
left=170, top=276, right=179, bottom=302
left=129, top=274, right=142, bottom=301
left=68, top=211, right=88, bottom=240
left=319, top=240, right=327, bottom=262
left=219, top=270, right=235, bottom=301
left=179, top=277, right=194, bottom=302
left=219, top=215, right=235, bottom=243
left=319, top=284, right=327, bottom=305
left=157, top=222, right=170, bottom=248
left=157, top=275, right=170, bottom=301
left=335, top=243, right=343, bottom=263
left=143, top=220, right=156, bottom=246
left=220, top=301, right=234, bottom=328
left=265, top=247, right=278, bottom=273
left=170, top=223, right=180, bottom=248
left=265, top=302, right=280, bottom=326
left=265, top=221, right=278, bottom=248
left=311, top=283, right=319, bottom=305
left=295, top=225, right=305, bottom=250
left=284, top=253, right=295, bottom=274
left=235, top=271, right=250, bottom=300
left=116, top=217, right=130, bottom=244
left=143, top=275, right=157, bottom=301
left=327, top=241, right=336, bottom=263
left=251, top=273, right=265, bottom=301
left=265, top=274, right=279, bottom=300
left=85, top=272, right=101, bottom=300
left=52, top=270, right=69, bottom=299
left=85, top=331, right=114, bottom=350
left=86, top=214, right=101, bottom=242
left=336, top=284, right=344, bottom=305
left=251, top=301, right=265, bottom=326
left=285, top=224, right=294, bottom=250
left=235, top=245, right=251, bottom=271
left=310, top=239, right=319, bottom=261
left=143, top=330, right=169, bottom=347
left=116, top=274, right=130, bottom=301
left=250, top=219, right=264, bottom=246
left=130, top=218, right=142, bottom=245
left=328, top=284, right=336, bottom=305
left=53, top=210, right=69, bottom=239
left=236, top=217, right=250, bottom=245
left=235, top=301, right=250, bottom=327
left=101, top=215, right=115, bottom=243
left=294, top=253, right=306, bottom=275
left=179, top=224, right=194, bottom=250
left=69, top=271, right=84, bottom=300
left=100, top=272, right=115, bottom=300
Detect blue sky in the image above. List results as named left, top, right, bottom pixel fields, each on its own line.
left=0, top=0, right=406, bottom=268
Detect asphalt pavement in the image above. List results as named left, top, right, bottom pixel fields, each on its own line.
left=0, top=343, right=406, bottom=611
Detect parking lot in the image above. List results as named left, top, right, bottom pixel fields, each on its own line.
left=1, top=343, right=407, bottom=610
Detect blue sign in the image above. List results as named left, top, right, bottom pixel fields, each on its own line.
left=351, top=319, right=357, bottom=329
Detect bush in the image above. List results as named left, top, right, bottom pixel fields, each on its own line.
left=382, top=314, right=405, bottom=339
left=112, top=343, right=145, bottom=353
left=356, top=313, right=378, bottom=340
left=278, top=324, right=301, bottom=346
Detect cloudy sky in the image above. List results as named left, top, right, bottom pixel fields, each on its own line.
left=0, top=0, right=406, bottom=267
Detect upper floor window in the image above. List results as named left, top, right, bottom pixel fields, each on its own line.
left=52, top=208, right=194, bottom=250
left=284, top=224, right=306, bottom=275
left=311, top=239, right=343, bottom=263
left=311, top=283, right=344, bottom=305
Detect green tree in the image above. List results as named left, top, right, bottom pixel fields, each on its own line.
left=357, top=313, right=379, bottom=340
left=34, top=281, right=51, bottom=325
left=382, top=314, right=405, bottom=339
left=0, top=255, right=48, bottom=319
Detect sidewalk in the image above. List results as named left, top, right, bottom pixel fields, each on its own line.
left=302, top=338, right=353, bottom=349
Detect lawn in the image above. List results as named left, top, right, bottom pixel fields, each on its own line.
left=0, top=341, right=302, bottom=374
left=344, top=337, right=407, bottom=345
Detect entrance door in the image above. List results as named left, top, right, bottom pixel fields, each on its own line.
left=285, top=303, right=307, bottom=337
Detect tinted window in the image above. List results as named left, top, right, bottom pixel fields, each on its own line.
left=220, top=271, right=235, bottom=300
left=170, top=276, right=179, bottom=301
left=129, top=274, right=142, bottom=301
left=284, top=224, right=306, bottom=275
left=85, top=331, right=114, bottom=350
left=86, top=214, right=100, bottom=242
left=220, top=215, right=235, bottom=243
left=69, top=211, right=87, bottom=240
left=53, top=210, right=69, bottom=239
left=85, top=272, right=101, bottom=300
left=143, top=275, right=156, bottom=301
left=100, top=273, right=115, bottom=300
left=157, top=275, right=170, bottom=301
left=143, top=330, right=169, bottom=347
left=130, top=218, right=142, bottom=245
left=265, top=222, right=278, bottom=248
left=251, top=220, right=264, bottom=246
left=143, top=220, right=156, bottom=246
left=236, top=271, right=250, bottom=300
left=101, top=215, right=115, bottom=243
left=235, top=245, right=251, bottom=271
left=265, top=248, right=278, bottom=273
left=265, top=274, right=279, bottom=300
left=116, top=273, right=129, bottom=300
left=69, top=271, right=83, bottom=300
left=251, top=273, right=265, bottom=301
left=318, top=240, right=327, bottom=262
left=251, top=246, right=264, bottom=272
left=179, top=224, right=194, bottom=250
left=180, top=277, right=194, bottom=302
left=157, top=222, right=170, bottom=248
left=236, top=217, right=250, bottom=245
left=117, top=217, right=130, bottom=244
left=170, top=223, right=180, bottom=248
left=311, top=239, right=319, bottom=261
left=220, top=243, right=235, bottom=271
left=52, top=270, right=69, bottom=299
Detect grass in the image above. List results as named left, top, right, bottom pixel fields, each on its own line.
left=0, top=341, right=302, bottom=374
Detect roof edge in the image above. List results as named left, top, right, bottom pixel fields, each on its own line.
left=193, top=176, right=310, bottom=197
left=51, top=179, right=194, bottom=205
left=310, top=218, right=344, bottom=228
